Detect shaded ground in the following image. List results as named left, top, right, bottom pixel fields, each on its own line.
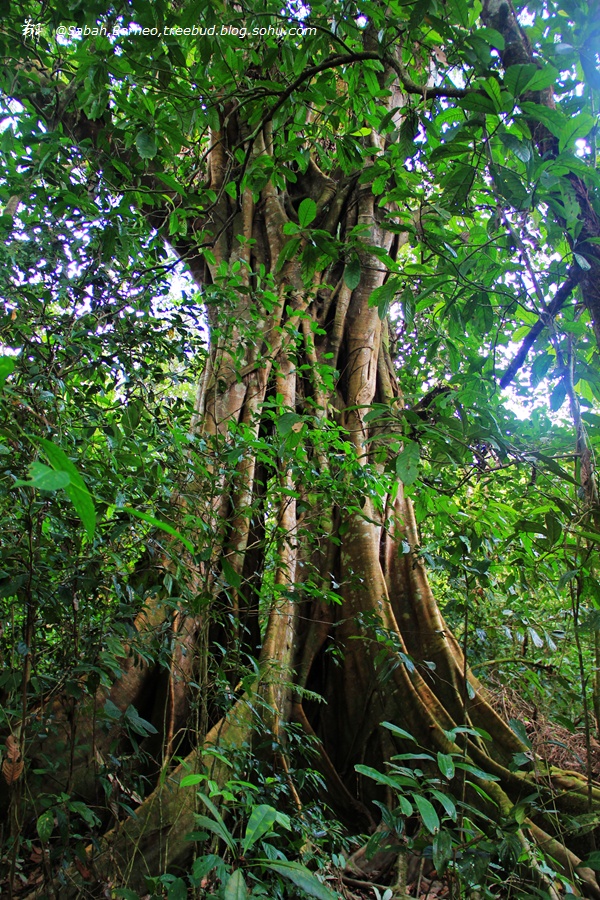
left=4, top=671, right=599, bottom=899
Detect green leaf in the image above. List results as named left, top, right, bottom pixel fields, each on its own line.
left=221, top=557, right=242, bottom=589
left=550, top=381, right=567, bottom=412
left=441, top=163, right=476, bottom=211
left=499, top=132, right=531, bottom=163
left=574, top=252, right=591, bottom=270
left=38, top=438, right=96, bottom=539
left=544, top=511, right=562, bottom=547
left=483, top=77, right=503, bottom=112
left=224, top=870, right=247, bottom=900
left=136, top=131, right=158, bottom=159
left=298, top=198, right=317, bottom=228
left=261, top=860, right=338, bottom=900
left=355, top=764, right=405, bottom=790
left=459, top=93, right=498, bottom=114
left=519, top=102, right=565, bottom=138
left=504, top=64, right=541, bottom=98
left=433, top=830, right=453, bottom=875
left=454, top=762, right=500, bottom=781
left=276, top=237, right=301, bottom=272
left=581, top=851, right=600, bottom=872
left=396, top=441, right=420, bottom=486
left=0, top=356, right=15, bottom=386
left=398, top=795, right=414, bottom=816
left=15, top=462, right=70, bottom=491
left=429, top=789, right=457, bottom=821
left=369, top=278, right=398, bottom=318
left=526, top=66, right=560, bottom=92
left=197, top=793, right=236, bottom=852
left=437, top=752, right=455, bottom=780
left=558, top=113, right=596, bottom=153
left=37, top=810, right=54, bottom=842
left=125, top=705, right=158, bottom=736
left=445, top=0, right=469, bottom=28
left=413, top=794, right=440, bottom=834
left=381, top=722, right=417, bottom=742
left=194, top=815, right=237, bottom=852
left=180, top=773, right=204, bottom=787
left=344, top=255, right=361, bottom=290
left=121, top=507, right=194, bottom=553
left=167, top=880, right=187, bottom=900
left=490, top=165, right=529, bottom=210
left=277, top=412, right=302, bottom=435
left=531, top=452, right=579, bottom=486
left=242, top=804, right=278, bottom=852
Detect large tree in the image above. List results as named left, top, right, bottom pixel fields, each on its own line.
left=3, top=0, right=600, bottom=896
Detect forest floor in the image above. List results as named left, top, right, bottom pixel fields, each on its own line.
left=4, top=674, right=599, bottom=899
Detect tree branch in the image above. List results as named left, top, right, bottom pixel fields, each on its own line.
left=499, top=268, right=582, bottom=389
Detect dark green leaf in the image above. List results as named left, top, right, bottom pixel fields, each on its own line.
left=136, top=131, right=158, bottom=159
left=0, top=356, right=15, bottom=385
left=344, top=255, right=361, bottom=290
left=433, top=830, right=453, bottom=875
left=437, top=752, right=455, bottom=780
left=396, top=441, right=420, bottom=486
left=413, top=794, right=440, bottom=834
left=37, top=810, right=54, bottom=842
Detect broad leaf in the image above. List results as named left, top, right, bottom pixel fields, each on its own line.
left=242, top=804, right=278, bottom=852
left=261, top=860, right=338, bottom=900
left=433, top=830, right=453, bottom=875
left=39, top=438, right=96, bottom=539
left=36, top=811, right=54, bottom=842
left=344, top=255, right=361, bottom=290
left=413, top=794, right=440, bottom=834
left=396, top=441, right=420, bottom=486
left=437, top=752, right=455, bottom=780
left=15, top=462, right=70, bottom=492
left=0, top=356, right=15, bottom=385
left=224, top=869, right=247, bottom=900
left=136, top=131, right=158, bottom=159
left=298, top=198, right=317, bottom=228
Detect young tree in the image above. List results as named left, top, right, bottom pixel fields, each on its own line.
left=2, top=0, right=600, bottom=894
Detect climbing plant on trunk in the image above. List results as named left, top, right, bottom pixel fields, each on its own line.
left=2, top=0, right=600, bottom=895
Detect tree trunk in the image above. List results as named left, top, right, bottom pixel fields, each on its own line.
left=47, top=128, right=598, bottom=897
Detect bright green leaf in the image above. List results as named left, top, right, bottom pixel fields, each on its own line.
left=0, top=356, right=15, bottom=386
left=38, top=438, right=96, bottom=539
left=15, top=462, right=70, bottom=492
left=242, top=804, right=278, bottom=853
left=298, top=198, right=317, bottom=228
